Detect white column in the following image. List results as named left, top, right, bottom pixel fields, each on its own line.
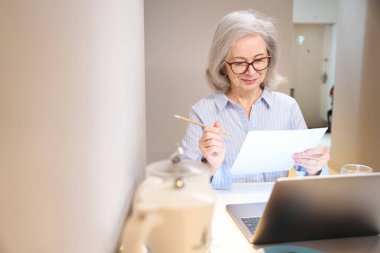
left=331, top=0, right=380, bottom=171
left=0, top=1, right=145, bottom=252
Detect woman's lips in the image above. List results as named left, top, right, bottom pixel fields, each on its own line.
left=242, top=78, right=256, bottom=85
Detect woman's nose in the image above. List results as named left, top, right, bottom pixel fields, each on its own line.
left=245, top=64, right=256, bottom=74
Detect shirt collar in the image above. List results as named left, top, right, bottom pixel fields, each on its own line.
left=214, top=88, right=273, bottom=111
left=214, top=93, right=229, bottom=111
left=261, top=88, right=272, bottom=108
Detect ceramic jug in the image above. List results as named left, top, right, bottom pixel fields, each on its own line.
left=120, top=148, right=216, bottom=253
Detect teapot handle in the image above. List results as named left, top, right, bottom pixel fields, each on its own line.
left=119, top=208, right=162, bottom=253
left=120, top=176, right=163, bottom=252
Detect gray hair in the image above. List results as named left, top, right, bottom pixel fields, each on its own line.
left=206, top=10, right=285, bottom=93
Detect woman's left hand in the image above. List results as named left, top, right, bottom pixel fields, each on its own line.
left=292, top=146, right=330, bottom=175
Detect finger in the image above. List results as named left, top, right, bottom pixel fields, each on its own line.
left=205, top=146, right=224, bottom=155
left=201, top=139, right=224, bottom=150
left=202, top=131, right=223, bottom=142
left=293, top=147, right=329, bottom=159
left=299, top=150, right=330, bottom=161
left=301, top=146, right=329, bottom=155
left=200, top=138, right=223, bottom=151
left=201, top=146, right=225, bottom=160
left=204, top=126, right=222, bottom=136
left=294, top=158, right=321, bottom=168
left=200, top=129, right=224, bottom=145
left=204, top=121, right=223, bottom=135
left=293, top=153, right=330, bottom=161
left=294, top=157, right=327, bottom=172
left=199, top=137, right=224, bottom=150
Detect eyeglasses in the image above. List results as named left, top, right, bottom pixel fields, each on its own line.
left=225, top=56, right=271, bottom=74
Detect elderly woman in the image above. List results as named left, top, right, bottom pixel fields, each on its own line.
left=181, top=10, right=330, bottom=190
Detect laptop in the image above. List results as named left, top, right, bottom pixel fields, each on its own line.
left=226, top=173, right=380, bottom=244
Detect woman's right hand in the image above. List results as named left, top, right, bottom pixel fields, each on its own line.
left=199, top=121, right=225, bottom=174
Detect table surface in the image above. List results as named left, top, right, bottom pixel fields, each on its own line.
left=210, top=182, right=380, bottom=253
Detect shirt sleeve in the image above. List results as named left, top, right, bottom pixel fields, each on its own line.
left=290, top=98, right=308, bottom=130
left=181, top=108, right=204, bottom=161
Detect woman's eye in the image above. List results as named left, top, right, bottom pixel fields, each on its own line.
left=234, top=62, right=247, bottom=66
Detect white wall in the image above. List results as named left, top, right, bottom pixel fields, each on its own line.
left=293, top=0, right=339, bottom=24
left=330, top=0, right=380, bottom=171
left=145, top=0, right=293, bottom=163
left=0, top=1, right=146, bottom=252
left=292, top=0, right=338, bottom=124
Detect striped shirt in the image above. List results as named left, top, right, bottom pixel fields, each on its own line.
left=181, top=88, right=328, bottom=189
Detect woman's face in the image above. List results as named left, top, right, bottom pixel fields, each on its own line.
left=225, top=34, right=269, bottom=94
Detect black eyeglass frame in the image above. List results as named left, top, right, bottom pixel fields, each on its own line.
left=225, top=56, right=272, bottom=74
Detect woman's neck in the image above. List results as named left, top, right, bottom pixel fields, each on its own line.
left=227, top=87, right=263, bottom=120
left=228, top=87, right=263, bottom=108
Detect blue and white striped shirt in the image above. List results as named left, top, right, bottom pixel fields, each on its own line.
left=181, top=88, right=328, bottom=189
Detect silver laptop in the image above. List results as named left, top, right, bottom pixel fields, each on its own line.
left=226, top=173, right=380, bottom=244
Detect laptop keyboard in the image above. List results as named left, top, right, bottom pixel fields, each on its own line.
left=241, top=217, right=260, bottom=234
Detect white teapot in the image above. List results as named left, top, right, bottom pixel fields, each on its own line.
left=120, top=148, right=216, bottom=253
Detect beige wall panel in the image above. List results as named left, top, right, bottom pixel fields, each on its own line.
left=0, top=1, right=146, bottom=252
left=330, top=0, right=380, bottom=171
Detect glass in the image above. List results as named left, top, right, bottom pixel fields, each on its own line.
left=225, top=56, right=271, bottom=74
left=340, top=164, right=373, bottom=174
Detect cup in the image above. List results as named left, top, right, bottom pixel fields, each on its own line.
left=340, top=164, right=373, bottom=174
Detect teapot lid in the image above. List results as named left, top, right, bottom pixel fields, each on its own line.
left=147, top=145, right=208, bottom=179
left=146, top=159, right=207, bottom=179
left=146, top=146, right=209, bottom=189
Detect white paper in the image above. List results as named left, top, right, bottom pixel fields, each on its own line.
left=230, top=128, right=328, bottom=175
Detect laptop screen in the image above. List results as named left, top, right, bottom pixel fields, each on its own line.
left=226, top=173, right=380, bottom=244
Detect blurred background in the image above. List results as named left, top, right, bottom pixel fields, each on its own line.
left=145, top=0, right=380, bottom=173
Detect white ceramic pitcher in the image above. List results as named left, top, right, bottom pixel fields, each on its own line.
left=120, top=149, right=216, bottom=253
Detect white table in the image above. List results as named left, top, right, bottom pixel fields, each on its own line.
left=210, top=182, right=380, bottom=253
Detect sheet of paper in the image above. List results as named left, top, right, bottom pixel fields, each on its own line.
left=231, top=128, right=328, bottom=175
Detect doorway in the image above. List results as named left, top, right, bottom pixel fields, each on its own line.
left=291, top=24, right=335, bottom=128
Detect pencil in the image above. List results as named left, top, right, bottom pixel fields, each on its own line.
left=174, top=114, right=231, bottom=136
